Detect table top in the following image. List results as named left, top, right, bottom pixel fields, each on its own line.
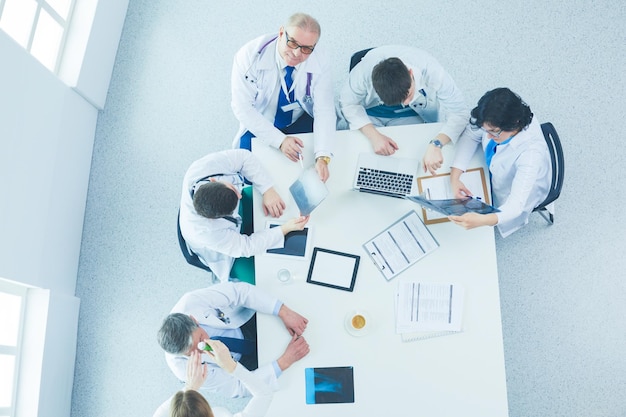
left=252, top=123, right=509, bottom=416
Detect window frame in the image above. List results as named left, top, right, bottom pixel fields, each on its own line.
left=0, top=0, right=77, bottom=73
left=0, top=279, right=28, bottom=417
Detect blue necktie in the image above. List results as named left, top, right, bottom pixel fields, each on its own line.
left=274, top=66, right=295, bottom=129
left=485, top=139, right=498, bottom=169
left=485, top=136, right=515, bottom=170
left=211, top=336, right=255, bottom=355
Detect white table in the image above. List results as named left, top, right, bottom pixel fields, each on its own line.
left=252, top=123, right=509, bottom=416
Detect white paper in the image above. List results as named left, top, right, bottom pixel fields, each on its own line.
left=396, top=282, right=464, bottom=333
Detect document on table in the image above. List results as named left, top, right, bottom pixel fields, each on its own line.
left=396, top=281, right=464, bottom=341
left=363, top=210, right=439, bottom=281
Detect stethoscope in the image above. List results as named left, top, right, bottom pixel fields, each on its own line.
left=244, top=36, right=313, bottom=104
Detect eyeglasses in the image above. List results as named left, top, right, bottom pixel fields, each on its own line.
left=481, top=127, right=503, bottom=138
left=284, top=31, right=315, bottom=55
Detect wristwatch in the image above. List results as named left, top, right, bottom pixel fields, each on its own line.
left=316, top=156, right=331, bottom=165
left=429, top=139, right=443, bottom=148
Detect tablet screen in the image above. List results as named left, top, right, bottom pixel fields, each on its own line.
left=266, top=224, right=309, bottom=257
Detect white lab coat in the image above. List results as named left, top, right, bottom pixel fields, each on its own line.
left=231, top=33, right=335, bottom=158
left=452, top=117, right=552, bottom=237
left=163, top=282, right=282, bottom=399
left=179, top=149, right=284, bottom=282
left=339, top=45, right=468, bottom=142
left=152, top=363, right=273, bottom=417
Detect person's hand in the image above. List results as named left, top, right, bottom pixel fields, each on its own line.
left=280, top=215, right=309, bottom=234
left=205, top=339, right=237, bottom=373
left=278, top=304, right=308, bottom=336
left=279, top=136, right=304, bottom=162
left=262, top=187, right=286, bottom=218
left=370, top=133, right=399, bottom=156
left=277, top=333, right=310, bottom=371
left=315, top=158, right=330, bottom=183
left=184, top=350, right=208, bottom=390
left=360, top=124, right=399, bottom=156
left=448, top=212, right=498, bottom=230
left=422, top=145, right=444, bottom=175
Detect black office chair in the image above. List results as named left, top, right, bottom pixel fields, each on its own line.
left=177, top=209, right=215, bottom=278
left=349, top=47, right=374, bottom=72
left=533, top=122, right=564, bottom=224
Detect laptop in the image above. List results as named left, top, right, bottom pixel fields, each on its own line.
left=353, top=152, right=420, bottom=198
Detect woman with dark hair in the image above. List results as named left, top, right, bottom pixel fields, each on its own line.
left=153, top=340, right=273, bottom=417
left=448, top=88, right=552, bottom=237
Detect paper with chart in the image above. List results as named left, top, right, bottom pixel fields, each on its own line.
left=363, top=210, right=439, bottom=281
left=396, top=281, right=464, bottom=333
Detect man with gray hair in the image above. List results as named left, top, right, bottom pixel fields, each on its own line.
left=231, top=12, right=335, bottom=182
left=157, top=281, right=309, bottom=398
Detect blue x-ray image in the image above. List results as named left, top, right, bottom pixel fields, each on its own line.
left=305, top=366, right=354, bottom=404
left=289, top=167, right=329, bottom=216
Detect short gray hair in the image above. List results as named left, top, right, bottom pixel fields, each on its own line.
left=157, top=313, right=198, bottom=355
left=286, top=13, right=321, bottom=37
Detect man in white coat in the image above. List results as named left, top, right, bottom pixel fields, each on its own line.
left=179, top=149, right=309, bottom=283
left=339, top=45, right=468, bottom=175
left=157, top=281, right=310, bottom=398
left=231, top=13, right=335, bottom=182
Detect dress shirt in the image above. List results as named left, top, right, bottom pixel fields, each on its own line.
left=179, top=149, right=284, bottom=282
left=452, top=117, right=552, bottom=237
left=339, top=45, right=468, bottom=143
left=164, top=282, right=283, bottom=398
left=231, top=33, right=335, bottom=159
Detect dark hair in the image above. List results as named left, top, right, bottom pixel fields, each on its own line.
left=470, top=87, right=533, bottom=132
left=171, top=390, right=214, bottom=417
left=157, top=313, right=197, bottom=355
left=193, top=182, right=238, bottom=219
left=371, top=57, right=412, bottom=105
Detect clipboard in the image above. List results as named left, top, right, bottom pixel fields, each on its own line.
left=416, top=167, right=492, bottom=225
left=363, top=210, right=439, bottom=281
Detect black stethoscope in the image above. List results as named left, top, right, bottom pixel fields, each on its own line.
left=244, top=36, right=313, bottom=104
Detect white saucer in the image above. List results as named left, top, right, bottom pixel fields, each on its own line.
left=344, top=310, right=372, bottom=337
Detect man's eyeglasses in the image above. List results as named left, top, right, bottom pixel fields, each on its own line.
left=285, top=31, right=315, bottom=55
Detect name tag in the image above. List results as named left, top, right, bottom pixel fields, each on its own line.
left=281, top=101, right=301, bottom=112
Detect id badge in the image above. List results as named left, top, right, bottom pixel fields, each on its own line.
left=281, top=101, right=302, bottom=112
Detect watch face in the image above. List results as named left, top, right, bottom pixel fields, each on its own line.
left=431, top=140, right=442, bottom=148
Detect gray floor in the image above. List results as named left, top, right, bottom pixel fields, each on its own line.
left=71, top=1, right=626, bottom=416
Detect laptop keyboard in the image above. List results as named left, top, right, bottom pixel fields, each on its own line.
left=356, top=167, right=414, bottom=196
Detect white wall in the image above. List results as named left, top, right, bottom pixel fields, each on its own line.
left=0, top=0, right=129, bottom=415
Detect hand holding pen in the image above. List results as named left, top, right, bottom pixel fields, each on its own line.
left=279, top=136, right=304, bottom=162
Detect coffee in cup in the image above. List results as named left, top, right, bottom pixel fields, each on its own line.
left=351, top=313, right=366, bottom=330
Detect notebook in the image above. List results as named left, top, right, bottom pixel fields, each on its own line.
left=353, top=152, right=420, bottom=198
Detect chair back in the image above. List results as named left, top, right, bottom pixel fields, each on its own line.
left=177, top=209, right=213, bottom=273
left=349, top=48, right=374, bottom=72
left=534, top=122, right=564, bottom=211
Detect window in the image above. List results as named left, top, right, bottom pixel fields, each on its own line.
left=0, top=0, right=76, bottom=72
left=0, top=279, right=27, bottom=417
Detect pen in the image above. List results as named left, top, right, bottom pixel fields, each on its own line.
left=298, top=152, right=304, bottom=169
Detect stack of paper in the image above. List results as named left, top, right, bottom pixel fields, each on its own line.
left=395, top=281, right=464, bottom=341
